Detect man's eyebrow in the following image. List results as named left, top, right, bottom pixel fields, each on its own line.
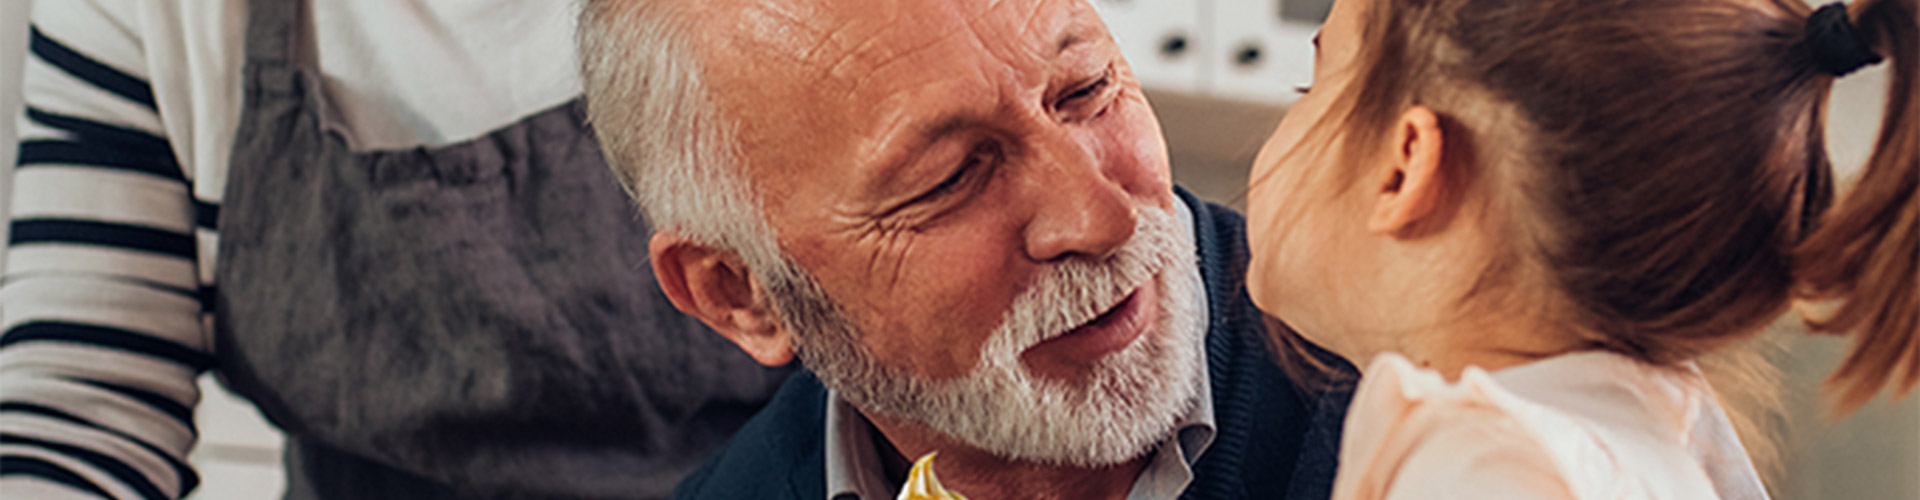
left=922, top=114, right=978, bottom=141
left=1055, top=22, right=1098, bottom=55
left=1057, top=32, right=1084, bottom=54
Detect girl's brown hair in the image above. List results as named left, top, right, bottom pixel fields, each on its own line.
left=1268, top=0, right=1917, bottom=416
left=1794, top=0, right=1918, bottom=415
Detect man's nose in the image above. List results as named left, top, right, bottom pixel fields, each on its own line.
left=1019, top=129, right=1137, bottom=262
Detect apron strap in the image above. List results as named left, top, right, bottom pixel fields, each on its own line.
left=243, top=0, right=316, bottom=69
left=239, top=0, right=351, bottom=147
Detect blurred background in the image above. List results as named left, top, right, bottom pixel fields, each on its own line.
left=1, top=0, right=1913, bottom=498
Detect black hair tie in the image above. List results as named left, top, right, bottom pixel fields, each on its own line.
left=1806, top=3, right=1883, bottom=77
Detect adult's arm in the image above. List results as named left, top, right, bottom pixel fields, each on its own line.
left=1, top=2, right=210, bottom=498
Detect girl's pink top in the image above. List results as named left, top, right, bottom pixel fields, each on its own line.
left=1331, top=351, right=1768, bottom=500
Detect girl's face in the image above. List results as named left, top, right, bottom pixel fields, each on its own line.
left=1245, top=0, right=1384, bottom=358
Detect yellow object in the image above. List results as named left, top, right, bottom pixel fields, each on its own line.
left=897, top=452, right=970, bottom=500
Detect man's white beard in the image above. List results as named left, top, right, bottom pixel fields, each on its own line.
left=761, top=205, right=1207, bottom=467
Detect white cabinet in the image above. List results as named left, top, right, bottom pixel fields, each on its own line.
left=1091, top=0, right=1207, bottom=93
left=1094, top=0, right=1326, bottom=105
left=1206, top=0, right=1319, bottom=104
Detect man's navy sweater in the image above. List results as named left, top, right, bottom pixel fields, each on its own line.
left=672, top=189, right=1350, bottom=500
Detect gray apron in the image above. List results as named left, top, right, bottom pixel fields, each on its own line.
left=211, top=1, right=791, bottom=498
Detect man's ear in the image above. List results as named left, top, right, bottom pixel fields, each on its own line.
left=1367, top=106, right=1451, bottom=238
left=650, top=233, right=795, bottom=367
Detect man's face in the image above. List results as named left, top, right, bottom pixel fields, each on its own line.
left=693, top=0, right=1200, bottom=465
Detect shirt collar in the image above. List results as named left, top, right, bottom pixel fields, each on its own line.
left=825, top=396, right=897, bottom=500
left=823, top=199, right=1215, bottom=500
left=1125, top=363, right=1215, bottom=500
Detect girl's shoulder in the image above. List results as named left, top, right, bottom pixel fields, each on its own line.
left=1331, top=352, right=1738, bottom=500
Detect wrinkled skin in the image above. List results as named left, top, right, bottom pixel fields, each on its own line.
left=695, top=0, right=1177, bottom=384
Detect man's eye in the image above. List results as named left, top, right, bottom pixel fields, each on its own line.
left=1064, top=74, right=1110, bottom=103
left=925, top=144, right=998, bottom=199
left=1058, top=68, right=1114, bottom=112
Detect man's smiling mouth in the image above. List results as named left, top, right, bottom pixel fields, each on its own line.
left=1027, top=278, right=1158, bottom=360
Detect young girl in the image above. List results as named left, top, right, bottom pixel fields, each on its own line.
left=1245, top=0, right=1914, bottom=497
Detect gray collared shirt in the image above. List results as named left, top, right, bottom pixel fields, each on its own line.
left=824, top=201, right=1215, bottom=500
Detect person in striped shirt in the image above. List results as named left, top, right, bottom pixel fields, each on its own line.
left=3, top=1, right=792, bottom=498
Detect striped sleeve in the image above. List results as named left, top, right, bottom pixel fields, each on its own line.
left=2, top=3, right=209, bottom=499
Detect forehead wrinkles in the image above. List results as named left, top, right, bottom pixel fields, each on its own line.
left=819, top=0, right=1070, bottom=163
left=707, top=0, right=1066, bottom=86
left=702, top=0, right=1076, bottom=166
left=821, top=0, right=1057, bottom=96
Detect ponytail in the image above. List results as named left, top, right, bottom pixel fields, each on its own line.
left=1793, top=0, right=1919, bottom=416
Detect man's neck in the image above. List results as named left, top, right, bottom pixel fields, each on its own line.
left=863, top=410, right=1149, bottom=500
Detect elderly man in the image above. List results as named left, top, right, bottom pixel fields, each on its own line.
left=578, top=0, right=1348, bottom=499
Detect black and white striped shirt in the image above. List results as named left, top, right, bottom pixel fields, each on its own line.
left=3, top=1, right=580, bottom=497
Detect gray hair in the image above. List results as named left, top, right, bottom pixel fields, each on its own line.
left=577, top=0, right=784, bottom=269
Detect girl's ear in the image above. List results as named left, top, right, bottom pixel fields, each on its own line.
left=1367, top=106, right=1452, bottom=238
